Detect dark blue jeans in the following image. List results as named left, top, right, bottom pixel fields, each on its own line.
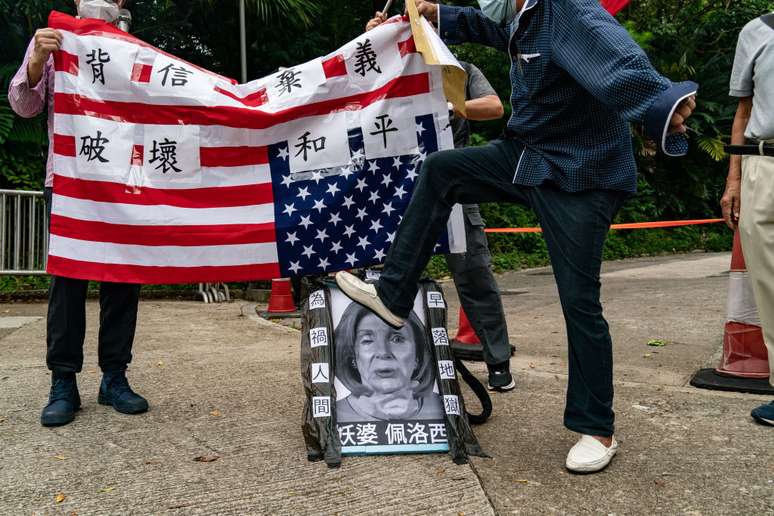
left=377, top=139, right=627, bottom=436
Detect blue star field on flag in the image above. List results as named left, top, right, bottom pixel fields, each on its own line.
left=270, top=114, right=451, bottom=277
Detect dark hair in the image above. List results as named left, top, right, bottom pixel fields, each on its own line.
left=334, top=302, right=436, bottom=397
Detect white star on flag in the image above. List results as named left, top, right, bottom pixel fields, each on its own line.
left=381, top=174, right=393, bottom=188
left=345, top=253, right=357, bottom=266
left=285, top=232, right=299, bottom=246
left=370, top=219, right=383, bottom=233
left=282, top=203, right=296, bottom=217
left=281, top=175, right=293, bottom=188
left=368, top=161, right=379, bottom=173
left=288, top=261, right=302, bottom=273
left=340, top=165, right=354, bottom=179
left=343, top=225, right=356, bottom=238
left=356, top=207, right=368, bottom=221
left=393, top=185, right=407, bottom=199
left=356, top=178, right=368, bottom=192
left=374, top=248, right=386, bottom=260
left=382, top=202, right=395, bottom=216
left=312, top=199, right=326, bottom=213
left=330, top=241, right=343, bottom=254
left=386, top=231, right=396, bottom=243
left=416, top=121, right=426, bottom=135
left=296, top=186, right=310, bottom=200
left=406, top=167, right=419, bottom=181
left=342, top=195, right=355, bottom=209
left=310, top=171, right=323, bottom=184
left=357, top=236, right=370, bottom=250
left=277, top=146, right=289, bottom=160
left=302, top=245, right=316, bottom=258
left=318, top=257, right=330, bottom=269
left=299, top=215, right=313, bottom=229
left=392, top=157, right=402, bottom=170
left=315, top=228, right=328, bottom=242
left=329, top=212, right=342, bottom=226
left=368, top=190, right=380, bottom=204
left=326, top=182, right=340, bottom=196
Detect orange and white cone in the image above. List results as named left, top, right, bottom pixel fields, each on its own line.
left=716, top=231, right=770, bottom=378
left=450, top=307, right=485, bottom=362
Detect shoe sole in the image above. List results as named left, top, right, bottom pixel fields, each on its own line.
left=488, top=379, right=516, bottom=392
left=335, top=272, right=404, bottom=328
left=566, top=453, right=617, bottom=474
left=98, top=394, right=149, bottom=415
left=752, top=415, right=774, bottom=426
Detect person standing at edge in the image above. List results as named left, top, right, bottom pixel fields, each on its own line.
left=367, top=6, right=515, bottom=392
left=337, top=0, right=697, bottom=473
left=8, top=0, right=149, bottom=427
left=720, top=10, right=774, bottom=427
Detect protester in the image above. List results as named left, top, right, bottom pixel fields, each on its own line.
left=8, top=0, right=148, bottom=427
left=366, top=9, right=515, bottom=392
left=720, top=11, right=774, bottom=427
left=337, top=0, right=697, bottom=473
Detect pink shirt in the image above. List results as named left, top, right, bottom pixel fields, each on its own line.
left=8, top=39, right=56, bottom=188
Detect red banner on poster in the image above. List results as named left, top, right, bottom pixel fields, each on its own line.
left=602, top=0, right=629, bottom=15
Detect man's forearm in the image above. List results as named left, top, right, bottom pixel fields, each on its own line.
left=463, top=96, right=504, bottom=121
left=728, top=98, right=752, bottom=180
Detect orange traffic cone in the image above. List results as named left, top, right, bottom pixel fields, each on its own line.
left=691, top=231, right=773, bottom=394
left=450, top=307, right=485, bottom=362
left=259, top=278, right=300, bottom=318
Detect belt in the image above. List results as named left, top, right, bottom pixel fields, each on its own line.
left=725, top=139, right=774, bottom=157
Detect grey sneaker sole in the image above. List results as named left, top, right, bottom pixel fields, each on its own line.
left=488, top=379, right=516, bottom=392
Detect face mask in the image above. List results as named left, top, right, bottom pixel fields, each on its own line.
left=477, top=0, right=517, bottom=24
left=78, top=0, right=121, bottom=23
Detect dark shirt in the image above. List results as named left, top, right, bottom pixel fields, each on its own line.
left=451, top=61, right=498, bottom=148
left=439, top=0, right=698, bottom=193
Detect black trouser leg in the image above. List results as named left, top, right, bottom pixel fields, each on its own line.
left=46, top=276, right=89, bottom=374
left=98, top=282, right=141, bottom=372
left=446, top=205, right=511, bottom=365
left=527, top=185, right=626, bottom=437
left=378, top=140, right=524, bottom=317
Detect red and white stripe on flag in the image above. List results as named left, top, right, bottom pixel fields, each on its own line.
left=602, top=0, right=630, bottom=15
left=47, top=11, right=460, bottom=284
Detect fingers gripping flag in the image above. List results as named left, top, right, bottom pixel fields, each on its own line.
left=47, top=12, right=466, bottom=284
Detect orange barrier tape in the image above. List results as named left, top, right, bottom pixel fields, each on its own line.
left=485, top=218, right=724, bottom=234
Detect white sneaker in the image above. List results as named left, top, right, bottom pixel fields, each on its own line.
left=334, top=271, right=405, bottom=328
left=565, top=435, right=618, bottom=473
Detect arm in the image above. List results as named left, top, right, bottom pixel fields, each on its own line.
left=8, top=29, right=61, bottom=118
left=411, top=0, right=509, bottom=52
left=720, top=98, right=752, bottom=229
left=458, top=63, right=504, bottom=121
left=551, top=0, right=697, bottom=156
left=462, top=96, right=504, bottom=121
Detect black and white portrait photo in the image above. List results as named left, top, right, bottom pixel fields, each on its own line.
left=330, top=284, right=448, bottom=454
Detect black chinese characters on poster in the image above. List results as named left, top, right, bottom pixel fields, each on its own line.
left=300, top=275, right=483, bottom=467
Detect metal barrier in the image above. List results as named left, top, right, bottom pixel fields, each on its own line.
left=0, top=189, right=48, bottom=275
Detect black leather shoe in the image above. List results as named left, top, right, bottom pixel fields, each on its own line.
left=98, top=370, right=149, bottom=414
left=41, top=373, right=81, bottom=427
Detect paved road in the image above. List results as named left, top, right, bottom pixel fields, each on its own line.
left=0, top=252, right=772, bottom=515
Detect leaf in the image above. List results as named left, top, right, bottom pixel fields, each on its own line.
left=53, top=455, right=67, bottom=461
left=98, top=486, right=115, bottom=493
left=647, top=339, right=667, bottom=347
left=697, top=137, right=726, bottom=161
left=193, top=455, right=220, bottom=463
left=55, top=493, right=66, bottom=504
left=209, top=409, right=222, bottom=417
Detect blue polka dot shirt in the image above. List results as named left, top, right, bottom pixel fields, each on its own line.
left=439, top=0, right=698, bottom=193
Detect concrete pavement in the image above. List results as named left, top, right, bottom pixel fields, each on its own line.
left=0, top=252, right=772, bottom=515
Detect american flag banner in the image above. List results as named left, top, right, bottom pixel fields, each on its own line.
left=47, top=11, right=466, bottom=284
